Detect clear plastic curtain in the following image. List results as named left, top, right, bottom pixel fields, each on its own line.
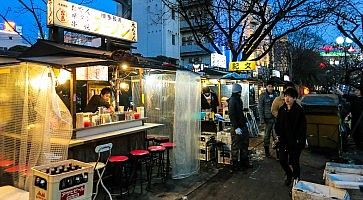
left=132, top=74, right=175, bottom=137
left=172, top=71, right=201, bottom=179
left=0, top=63, right=72, bottom=190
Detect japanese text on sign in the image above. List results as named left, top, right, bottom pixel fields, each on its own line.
left=47, top=0, right=137, bottom=42
left=229, top=61, right=256, bottom=71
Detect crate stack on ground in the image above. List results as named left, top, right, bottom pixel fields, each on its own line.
left=323, top=162, right=363, bottom=199
left=199, top=132, right=216, bottom=161
left=292, top=162, right=363, bottom=199
left=216, top=131, right=232, bottom=165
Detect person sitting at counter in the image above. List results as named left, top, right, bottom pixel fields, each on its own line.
left=84, top=87, right=114, bottom=113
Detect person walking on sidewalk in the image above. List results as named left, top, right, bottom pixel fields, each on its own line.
left=271, top=81, right=295, bottom=160
left=228, top=84, right=251, bottom=171
left=259, top=80, right=278, bottom=158
left=275, top=88, right=306, bottom=186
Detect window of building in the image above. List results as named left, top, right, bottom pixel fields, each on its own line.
left=9, top=36, right=13, bottom=40
left=172, top=34, right=176, bottom=45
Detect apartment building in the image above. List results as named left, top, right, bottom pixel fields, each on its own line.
left=131, top=0, right=180, bottom=61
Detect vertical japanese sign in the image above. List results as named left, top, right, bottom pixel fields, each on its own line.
left=47, top=0, right=137, bottom=42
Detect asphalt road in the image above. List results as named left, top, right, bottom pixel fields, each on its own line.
left=188, top=138, right=329, bottom=200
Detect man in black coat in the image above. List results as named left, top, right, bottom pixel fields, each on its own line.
left=201, top=86, right=219, bottom=113
left=275, top=88, right=306, bottom=186
left=228, top=84, right=251, bottom=171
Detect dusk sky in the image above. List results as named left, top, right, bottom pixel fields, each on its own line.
left=0, top=0, right=344, bottom=45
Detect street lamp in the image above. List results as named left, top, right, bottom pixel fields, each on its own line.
left=336, top=36, right=353, bottom=84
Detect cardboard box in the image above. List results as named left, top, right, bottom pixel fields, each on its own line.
left=292, top=180, right=350, bottom=200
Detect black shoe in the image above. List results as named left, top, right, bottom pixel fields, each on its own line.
left=264, top=146, right=271, bottom=158
left=284, top=175, right=292, bottom=186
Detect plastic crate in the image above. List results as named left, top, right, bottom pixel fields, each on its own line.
left=292, top=180, right=350, bottom=200
left=323, top=162, right=363, bottom=180
left=30, top=159, right=94, bottom=200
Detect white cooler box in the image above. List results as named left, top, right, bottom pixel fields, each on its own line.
left=324, top=162, right=363, bottom=179
left=292, top=181, right=350, bottom=200
left=325, top=173, right=363, bottom=199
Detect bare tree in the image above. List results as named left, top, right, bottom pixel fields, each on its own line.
left=327, top=0, right=363, bottom=87
left=163, top=0, right=339, bottom=61
left=287, top=29, right=328, bottom=87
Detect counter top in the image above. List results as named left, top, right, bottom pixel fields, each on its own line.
left=69, top=123, right=164, bottom=148
left=74, top=117, right=147, bottom=131
left=0, top=186, right=29, bottom=200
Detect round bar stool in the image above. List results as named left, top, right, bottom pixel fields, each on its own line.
left=147, top=145, right=166, bottom=186
left=154, top=136, right=169, bottom=145
left=145, top=135, right=155, bottom=148
left=108, top=155, right=130, bottom=198
left=0, top=159, right=14, bottom=185
left=160, top=142, right=175, bottom=178
left=130, top=149, right=150, bottom=194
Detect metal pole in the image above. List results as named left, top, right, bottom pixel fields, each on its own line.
left=344, top=48, right=349, bottom=84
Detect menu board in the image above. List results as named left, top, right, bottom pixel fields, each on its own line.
left=47, top=0, right=137, bottom=42
left=76, top=66, right=108, bottom=81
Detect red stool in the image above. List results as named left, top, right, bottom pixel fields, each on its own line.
left=108, top=155, right=130, bottom=197
left=147, top=146, right=166, bottom=185
left=154, top=136, right=169, bottom=145
left=161, top=142, right=175, bottom=178
left=130, top=149, right=150, bottom=194
left=145, top=135, right=155, bottom=148
left=4, top=164, right=27, bottom=173
left=0, top=159, right=14, bottom=185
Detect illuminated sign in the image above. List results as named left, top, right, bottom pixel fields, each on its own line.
left=229, top=61, right=256, bottom=71
left=4, top=21, right=15, bottom=32
left=76, top=66, right=108, bottom=81
left=47, top=0, right=137, bottom=42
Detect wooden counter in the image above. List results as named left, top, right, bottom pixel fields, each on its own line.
left=69, top=123, right=164, bottom=147
left=68, top=123, right=164, bottom=162
left=0, top=186, right=29, bottom=200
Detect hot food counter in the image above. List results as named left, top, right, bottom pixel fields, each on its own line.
left=68, top=118, right=163, bottom=162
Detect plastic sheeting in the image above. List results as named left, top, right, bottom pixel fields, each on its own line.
left=173, top=71, right=201, bottom=179
left=0, top=63, right=72, bottom=190
left=131, top=70, right=201, bottom=179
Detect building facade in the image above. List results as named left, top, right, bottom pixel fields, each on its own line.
left=131, top=0, right=180, bottom=61
left=0, top=22, right=27, bottom=50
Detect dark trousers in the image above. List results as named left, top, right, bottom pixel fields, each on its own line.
left=279, top=146, right=302, bottom=179
left=231, top=128, right=249, bottom=165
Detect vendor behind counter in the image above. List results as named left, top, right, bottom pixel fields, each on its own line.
left=84, top=87, right=114, bottom=113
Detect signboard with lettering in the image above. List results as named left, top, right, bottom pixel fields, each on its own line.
left=229, top=61, right=257, bottom=71
left=76, top=66, right=108, bottom=81
left=60, top=185, right=85, bottom=200
left=47, top=0, right=137, bottom=42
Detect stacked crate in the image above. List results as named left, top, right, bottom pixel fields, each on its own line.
left=199, top=132, right=216, bottom=161
left=217, top=131, right=232, bottom=164
left=31, top=159, right=94, bottom=200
